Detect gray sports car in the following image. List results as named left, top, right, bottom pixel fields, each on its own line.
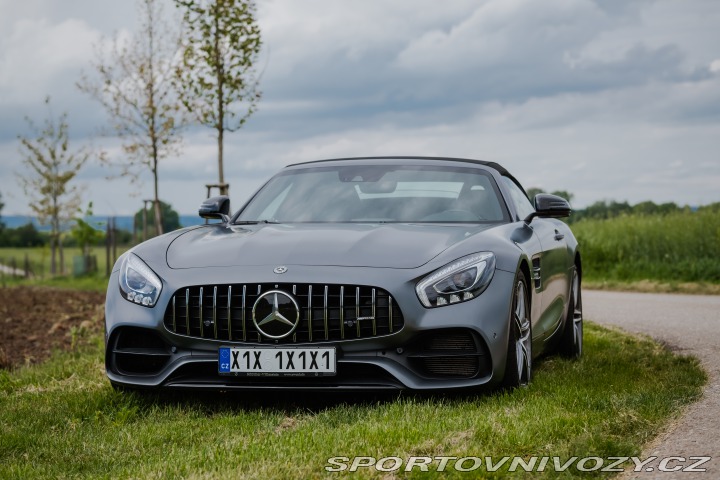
left=105, top=157, right=582, bottom=391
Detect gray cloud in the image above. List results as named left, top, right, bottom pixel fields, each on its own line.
left=0, top=0, right=719, bottom=215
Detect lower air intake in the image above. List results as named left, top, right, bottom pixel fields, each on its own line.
left=409, top=329, right=490, bottom=379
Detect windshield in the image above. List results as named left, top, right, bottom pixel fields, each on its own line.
left=235, top=164, right=509, bottom=224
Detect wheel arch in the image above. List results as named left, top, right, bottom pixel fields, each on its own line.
left=518, top=258, right=532, bottom=310
left=574, top=250, right=582, bottom=281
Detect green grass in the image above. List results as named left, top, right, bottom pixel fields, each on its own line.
left=0, top=247, right=126, bottom=292
left=583, top=279, right=720, bottom=296
left=0, top=323, right=706, bottom=479
left=571, top=209, right=720, bottom=284
left=0, top=246, right=128, bottom=279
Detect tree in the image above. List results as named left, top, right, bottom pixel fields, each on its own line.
left=71, top=202, right=105, bottom=257
left=526, top=187, right=542, bottom=201
left=550, top=190, right=574, bottom=205
left=174, top=0, right=262, bottom=195
left=78, top=0, right=185, bottom=235
left=17, top=98, right=89, bottom=274
left=525, top=188, right=574, bottom=205
left=0, top=223, right=46, bottom=248
left=134, top=200, right=181, bottom=238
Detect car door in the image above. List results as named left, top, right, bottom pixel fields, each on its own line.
left=528, top=217, right=569, bottom=339
left=500, top=177, right=569, bottom=341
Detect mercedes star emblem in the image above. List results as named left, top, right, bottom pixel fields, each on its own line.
left=273, top=266, right=288, bottom=274
left=252, top=290, right=299, bottom=339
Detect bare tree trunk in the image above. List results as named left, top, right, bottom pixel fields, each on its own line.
left=111, top=217, right=117, bottom=265
left=154, top=200, right=163, bottom=235
left=50, top=234, right=57, bottom=275
left=152, top=152, right=163, bottom=235
left=58, top=233, right=64, bottom=275
left=106, top=218, right=111, bottom=277
left=142, top=204, right=148, bottom=241
left=218, top=126, right=224, bottom=192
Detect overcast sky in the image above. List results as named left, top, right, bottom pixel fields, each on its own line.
left=1, top=0, right=718, bottom=215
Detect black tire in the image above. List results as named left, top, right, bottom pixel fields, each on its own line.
left=559, top=267, right=583, bottom=359
left=502, top=277, right=532, bottom=389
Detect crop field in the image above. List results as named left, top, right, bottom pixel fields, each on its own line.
left=571, top=209, right=720, bottom=285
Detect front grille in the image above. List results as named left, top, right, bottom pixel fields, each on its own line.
left=163, top=283, right=404, bottom=343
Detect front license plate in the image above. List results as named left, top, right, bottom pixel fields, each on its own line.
left=218, top=347, right=336, bottom=376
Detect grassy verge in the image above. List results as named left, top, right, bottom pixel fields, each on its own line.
left=0, top=323, right=706, bottom=479
left=584, top=279, right=720, bottom=295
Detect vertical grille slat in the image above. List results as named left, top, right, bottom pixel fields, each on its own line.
left=371, top=288, right=376, bottom=336
left=241, top=285, right=247, bottom=341
left=355, top=287, right=361, bottom=337
left=340, top=286, right=345, bottom=340
left=389, top=296, right=394, bottom=333
left=185, top=289, right=190, bottom=335
left=164, top=283, right=404, bottom=343
left=212, top=286, right=218, bottom=339
left=307, top=285, right=313, bottom=342
left=227, top=285, right=233, bottom=341
left=323, top=286, right=329, bottom=340
left=199, top=286, right=204, bottom=337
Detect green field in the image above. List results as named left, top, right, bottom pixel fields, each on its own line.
left=0, top=247, right=127, bottom=291
left=0, top=323, right=706, bottom=479
left=571, top=209, right=720, bottom=285
left=0, top=246, right=126, bottom=277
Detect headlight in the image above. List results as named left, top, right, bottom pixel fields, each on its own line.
left=416, top=252, right=495, bottom=308
left=119, top=253, right=163, bottom=307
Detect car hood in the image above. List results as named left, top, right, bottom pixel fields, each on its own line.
left=166, top=223, right=497, bottom=269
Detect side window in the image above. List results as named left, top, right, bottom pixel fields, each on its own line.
left=501, top=177, right=535, bottom=220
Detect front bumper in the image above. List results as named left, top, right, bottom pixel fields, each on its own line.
left=105, top=264, right=516, bottom=391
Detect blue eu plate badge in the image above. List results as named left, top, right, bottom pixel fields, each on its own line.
left=218, top=347, right=231, bottom=373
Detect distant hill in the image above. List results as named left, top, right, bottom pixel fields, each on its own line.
left=2, top=215, right=204, bottom=232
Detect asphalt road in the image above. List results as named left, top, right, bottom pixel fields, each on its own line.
left=584, top=290, right=720, bottom=479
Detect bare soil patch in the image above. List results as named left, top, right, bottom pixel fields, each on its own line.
left=0, top=286, right=105, bottom=369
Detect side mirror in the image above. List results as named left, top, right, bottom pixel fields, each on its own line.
left=199, top=196, right=230, bottom=222
left=524, top=194, right=571, bottom=224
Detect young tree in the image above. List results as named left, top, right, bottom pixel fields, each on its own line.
left=17, top=98, right=89, bottom=275
left=0, top=192, right=5, bottom=231
left=78, top=0, right=185, bottom=235
left=174, top=0, right=262, bottom=195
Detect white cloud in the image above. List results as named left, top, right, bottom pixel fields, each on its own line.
left=396, top=0, right=605, bottom=72
left=0, top=17, right=101, bottom=103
